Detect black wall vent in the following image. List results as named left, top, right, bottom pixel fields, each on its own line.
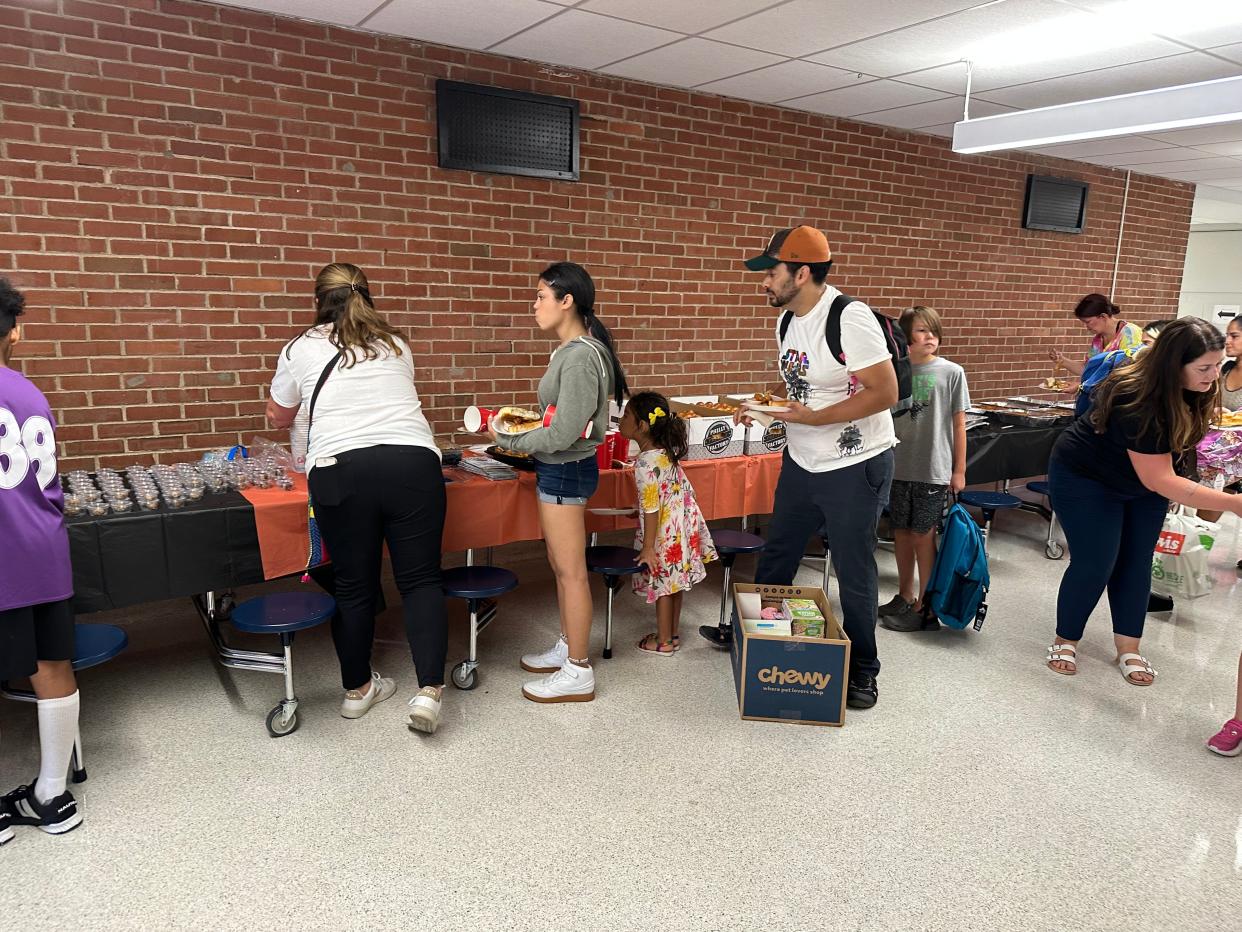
left=1023, top=174, right=1088, bottom=234
left=436, top=80, right=579, bottom=181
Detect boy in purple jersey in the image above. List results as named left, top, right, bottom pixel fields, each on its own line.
left=0, top=277, right=83, bottom=841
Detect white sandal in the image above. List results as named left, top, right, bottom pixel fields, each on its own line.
left=1046, top=643, right=1078, bottom=675
left=1116, top=653, right=1157, bottom=686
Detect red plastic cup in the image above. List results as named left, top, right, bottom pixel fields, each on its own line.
left=609, top=431, right=630, bottom=465
left=543, top=404, right=593, bottom=439
left=596, top=434, right=614, bottom=470
left=463, top=405, right=496, bottom=433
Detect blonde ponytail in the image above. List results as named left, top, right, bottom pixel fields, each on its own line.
left=310, top=262, right=403, bottom=367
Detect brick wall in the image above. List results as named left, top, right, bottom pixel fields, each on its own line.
left=0, top=0, right=1194, bottom=470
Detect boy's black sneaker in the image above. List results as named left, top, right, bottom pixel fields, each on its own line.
left=0, top=802, right=13, bottom=846
left=846, top=674, right=879, bottom=709
left=3, top=782, right=83, bottom=835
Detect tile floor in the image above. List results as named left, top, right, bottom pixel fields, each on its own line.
left=2, top=509, right=1240, bottom=931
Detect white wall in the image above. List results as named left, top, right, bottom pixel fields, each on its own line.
left=1178, top=230, right=1242, bottom=328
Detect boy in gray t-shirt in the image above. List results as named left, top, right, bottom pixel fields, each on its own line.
left=880, top=306, right=971, bottom=632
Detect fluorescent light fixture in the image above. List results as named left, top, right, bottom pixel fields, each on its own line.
left=952, top=73, right=1242, bottom=154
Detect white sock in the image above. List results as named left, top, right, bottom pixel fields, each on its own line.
left=35, top=691, right=79, bottom=804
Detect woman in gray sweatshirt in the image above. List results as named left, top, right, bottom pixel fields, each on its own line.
left=493, top=262, right=628, bottom=703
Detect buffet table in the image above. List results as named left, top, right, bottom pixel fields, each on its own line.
left=66, top=422, right=1063, bottom=614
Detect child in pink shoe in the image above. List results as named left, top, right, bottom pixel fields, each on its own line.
left=1207, top=650, right=1242, bottom=756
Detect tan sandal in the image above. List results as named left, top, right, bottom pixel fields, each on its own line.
left=1046, top=643, right=1078, bottom=675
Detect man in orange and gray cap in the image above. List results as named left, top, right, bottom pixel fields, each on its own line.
left=700, top=226, right=897, bottom=711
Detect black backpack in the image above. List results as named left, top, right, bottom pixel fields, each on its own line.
left=779, top=293, right=913, bottom=416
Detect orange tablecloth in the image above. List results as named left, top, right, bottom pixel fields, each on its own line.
left=242, top=454, right=784, bottom=580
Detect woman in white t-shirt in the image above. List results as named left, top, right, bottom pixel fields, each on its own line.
left=266, top=263, right=447, bottom=734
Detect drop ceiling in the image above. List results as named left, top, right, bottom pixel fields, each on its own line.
left=206, top=0, right=1242, bottom=225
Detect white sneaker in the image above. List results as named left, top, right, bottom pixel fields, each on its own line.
left=520, top=635, right=569, bottom=673
left=340, top=671, right=396, bottom=719
left=406, top=687, right=442, bottom=734
left=522, top=659, right=595, bottom=703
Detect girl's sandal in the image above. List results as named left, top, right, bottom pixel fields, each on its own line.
left=1117, top=653, right=1156, bottom=686
left=1046, top=643, right=1078, bottom=676
left=637, top=633, right=675, bottom=656
left=671, top=635, right=680, bottom=652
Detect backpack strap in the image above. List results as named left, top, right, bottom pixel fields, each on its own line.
left=778, top=310, right=793, bottom=344
left=824, top=293, right=856, bottom=365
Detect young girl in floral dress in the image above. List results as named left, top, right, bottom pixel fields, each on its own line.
left=618, top=392, right=717, bottom=656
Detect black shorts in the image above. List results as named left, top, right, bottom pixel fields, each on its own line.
left=0, top=598, right=75, bottom=681
left=888, top=480, right=949, bottom=534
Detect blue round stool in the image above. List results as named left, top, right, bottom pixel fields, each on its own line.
left=228, top=591, right=336, bottom=738
left=442, top=565, right=518, bottom=690
left=1025, top=480, right=1064, bottom=559
left=957, top=490, right=1023, bottom=549
left=698, top=529, right=764, bottom=649
left=0, top=623, right=128, bottom=783
left=585, top=546, right=642, bottom=659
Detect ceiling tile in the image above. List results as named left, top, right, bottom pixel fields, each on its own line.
left=580, top=0, right=778, bottom=35
left=212, top=0, right=383, bottom=25
left=702, top=0, right=984, bottom=58
left=697, top=59, right=864, bottom=101
left=362, top=0, right=559, bottom=50
left=853, top=96, right=1016, bottom=130
left=1024, top=136, right=1176, bottom=158
left=1115, top=156, right=1242, bottom=172
left=978, top=51, right=1242, bottom=109
left=600, top=37, right=783, bottom=85
left=1196, top=139, right=1242, bottom=157
left=1155, top=165, right=1242, bottom=182
left=1069, top=0, right=1242, bottom=48
left=1105, top=148, right=1227, bottom=166
left=491, top=10, right=679, bottom=68
left=1147, top=124, right=1242, bottom=146
left=786, top=80, right=947, bottom=118
left=811, top=0, right=1186, bottom=90
left=1208, top=42, right=1242, bottom=64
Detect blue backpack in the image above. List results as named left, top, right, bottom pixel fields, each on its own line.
left=1074, top=349, right=1135, bottom=417
left=924, top=503, right=990, bottom=631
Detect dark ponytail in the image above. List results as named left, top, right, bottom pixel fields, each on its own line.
left=627, top=391, right=688, bottom=464
left=541, top=261, right=629, bottom=405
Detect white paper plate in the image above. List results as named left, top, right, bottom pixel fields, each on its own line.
left=744, top=404, right=791, bottom=413
left=589, top=507, right=638, bottom=516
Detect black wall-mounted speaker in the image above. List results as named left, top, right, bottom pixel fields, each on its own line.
left=436, top=80, right=580, bottom=182
left=1023, top=174, right=1088, bottom=234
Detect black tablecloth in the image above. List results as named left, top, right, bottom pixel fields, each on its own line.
left=965, top=423, right=1065, bottom=486
left=67, top=490, right=265, bottom=614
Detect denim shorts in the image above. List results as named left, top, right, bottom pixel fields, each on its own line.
left=534, top=455, right=599, bottom=506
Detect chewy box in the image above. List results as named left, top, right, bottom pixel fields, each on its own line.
left=669, top=400, right=745, bottom=460
left=730, top=583, right=850, bottom=727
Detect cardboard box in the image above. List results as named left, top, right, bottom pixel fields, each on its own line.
left=669, top=400, right=745, bottom=460
left=722, top=394, right=789, bottom=456
left=730, top=583, right=850, bottom=727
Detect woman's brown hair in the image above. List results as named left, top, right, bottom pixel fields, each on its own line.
left=1091, top=316, right=1224, bottom=455
left=295, top=263, right=403, bottom=367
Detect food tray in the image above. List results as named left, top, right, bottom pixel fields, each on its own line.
left=484, top=446, right=537, bottom=471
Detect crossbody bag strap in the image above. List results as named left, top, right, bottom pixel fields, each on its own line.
left=305, top=351, right=342, bottom=447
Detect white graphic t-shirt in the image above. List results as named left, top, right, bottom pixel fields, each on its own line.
left=776, top=286, right=897, bottom=473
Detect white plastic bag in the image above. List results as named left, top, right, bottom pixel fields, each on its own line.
left=1150, top=508, right=1220, bottom=599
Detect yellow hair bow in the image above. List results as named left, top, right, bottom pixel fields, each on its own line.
left=648, top=406, right=666, bottom=425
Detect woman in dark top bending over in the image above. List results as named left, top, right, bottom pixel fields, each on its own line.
left=1045, top=318, right=1240, bottom=686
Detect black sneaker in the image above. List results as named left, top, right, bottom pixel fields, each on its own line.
left=2, top=782, right=83, bottom=835
left=880, top=605, right=939, bottom=632
left=1147, top=592, right=1174, bottom=613
left=0, top=801, right=13, bottom=846
left=846, top=674, right=878, bottom=709
left=698, top=624, right=733, bottom=649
